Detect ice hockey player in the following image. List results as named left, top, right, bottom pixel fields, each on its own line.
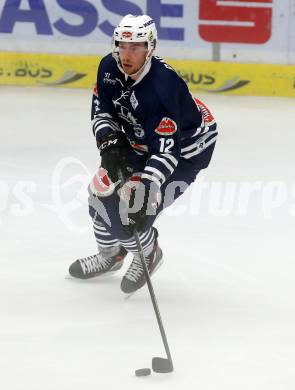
left=69, top=14, right=218, bottom=294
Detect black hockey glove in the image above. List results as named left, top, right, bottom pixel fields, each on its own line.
left=118, top=175, right=162, bottom=234
left=97, top=132, right=132, bottom=184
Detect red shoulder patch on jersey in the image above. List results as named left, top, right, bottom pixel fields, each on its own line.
left=93, top=83, right=98, bottom=97
left=155, top=117, right=177, bottom=136
left=194, top=98, right=215, bottom=125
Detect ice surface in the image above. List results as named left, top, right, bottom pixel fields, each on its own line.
left=0, top=86, right=294, bottom=390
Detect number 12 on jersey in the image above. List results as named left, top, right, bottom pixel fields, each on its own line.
left=159, top=138, right=174, bottom=153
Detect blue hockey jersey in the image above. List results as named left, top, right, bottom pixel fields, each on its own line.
left=91, top=54, right=217, bottom=188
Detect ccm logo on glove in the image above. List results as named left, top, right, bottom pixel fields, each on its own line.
left=99, top=138, right=119, bottom=151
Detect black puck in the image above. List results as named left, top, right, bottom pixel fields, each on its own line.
left=135, top=368, right=151, bottom=377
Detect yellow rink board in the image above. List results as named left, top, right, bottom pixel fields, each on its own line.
left=0, top=51, right=294, bottom=97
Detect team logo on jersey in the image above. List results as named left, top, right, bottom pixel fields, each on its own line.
left=130, top=91, right=138, bottom=110
left=122, top=31, right=132, bottom=38
left=155, top=117, right=177, bottom=136
left=113, top=91, right=130, bottom=108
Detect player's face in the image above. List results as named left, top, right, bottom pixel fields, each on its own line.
left=118, top=42, right=148, bottom=76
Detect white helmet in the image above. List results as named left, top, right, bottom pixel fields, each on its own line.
left=112, top=14, right=157, bottom=76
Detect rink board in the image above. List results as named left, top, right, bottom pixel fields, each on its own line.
left=0, top=51, right=294, bottom=97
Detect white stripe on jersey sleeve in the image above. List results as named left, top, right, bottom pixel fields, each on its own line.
left=162, top=153, right=178, bottom=167
left=92, top=117, right=121, bottom=133
left=181, top=143, right=199, bottom=153
left=182, top=135, right=217, bottom=159
left=144, top=166, right=166, bottom=183
left=94, top=122, right=121, bottom=137
left=93, top=118, right=120, bottom=130
left=149, top=155, right=176, bottom=173
left=191, top=127, right=203, bottom=137
left=181, top=131, right=217, bottom=154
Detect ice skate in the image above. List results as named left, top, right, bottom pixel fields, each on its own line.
left=69, top=246, right=127, bottom=279
left=121, top=240, right=163, bottom=294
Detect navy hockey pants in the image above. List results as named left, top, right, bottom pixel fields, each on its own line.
left=88, top=157, right=201, bottom=251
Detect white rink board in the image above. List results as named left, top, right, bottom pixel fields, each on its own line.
left=0, top=0, right=294, bottom=64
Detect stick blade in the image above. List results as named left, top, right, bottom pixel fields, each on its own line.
left=152, top=357, right=173, bottom=373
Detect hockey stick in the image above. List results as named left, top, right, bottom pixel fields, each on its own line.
left=133, top=229, right=174, bottom=373
left=117, top=168, right=173, bottom=373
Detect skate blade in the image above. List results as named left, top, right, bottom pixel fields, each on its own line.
left=124, top=292, right=135, bottom=300
left=65, top=269, right=121, bottom=281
